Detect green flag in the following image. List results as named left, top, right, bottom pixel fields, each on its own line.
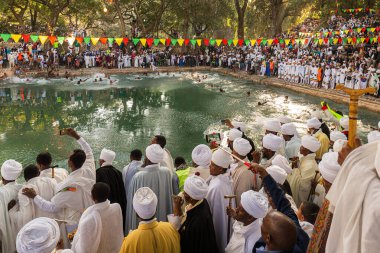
left=210, top=39, right=216, bottom=46
left=171, top=39, right=177, bottom=45
left=132, top=38, right=140, bottom=45
left=153, top=38, right=160, bottom=46
left=84, top=37, right=91, bottom=44
left=244, top=39, right=250, bottom=46
left=190, top=39, right=196, bottom=46
left=30, top=35, right=39, bottom=42
left=108, top=38, right=114, bottom=44
left=227, top=39, right=233, bottom=46
left=57, top=37, right=65, bottom=44
left=1, top=34, right=11, bottom=42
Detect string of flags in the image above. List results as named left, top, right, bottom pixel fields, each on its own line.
left=0, top=30, right=380, bottom=48
left=330, top=8, right=377, bottom=14
left=298, top=26, right=380, bottom=37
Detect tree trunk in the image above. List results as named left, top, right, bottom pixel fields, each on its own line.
left=237, top=14, right=244, bottom=39
left=114, top=0, right=126, bottom=37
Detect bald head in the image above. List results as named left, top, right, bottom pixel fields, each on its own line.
left=261, top=210, right=297, bottom=251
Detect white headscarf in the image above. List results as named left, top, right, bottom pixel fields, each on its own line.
left=301, top=135, right=321, bottom=153
left=191, top=144, right=212, bottom=167
left=318, top=152, right=341, bottom=184
left=241, top=190, right=268, bottom=218
left=278, top=116, right=291, bottom=124
left=16, top=217, right=60, bottom=253
left=330, top=131, right=347, bottom=142
left=307, top=117, right=322, bottom=130
left=271, top=154, right=292, bottom=174
left=1, top=159, right=22, bottom=181
left=266, top=165, right=287, bottom=185
left=184, top=175, right=208, bottom=200
left=100, top=148, right=116, bottom=164
left=232, top=120, right=247, bottom=133
left=264, top=119, right=281, bottom=133
left=212, top=148, right=234, bottom=168
left=281, top=123, right=298, bottom=136
left=263, top=133, right=283, bottom=152
left=368, top=131, right=380, bottom=143
left=233, top=137, right=252, bottom=156
left=145, top=144, right=164, bottom=164
left=333, top=139, right=347, bottom=152
left=311, top=110, right=324, bottom=120
left=133, top=187, right=158, bottom=219
left=340, top=117, right=349, bottom=130
left=228, top=128, right=243, bottom=141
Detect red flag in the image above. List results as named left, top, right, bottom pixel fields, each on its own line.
left=184, top=39, right=190, bottom=46
left=273, top=38, right=279, bottom=44
left=165, top=38, right=171, bottom=46
left=304, top=39, right=309, bottom=44
left=100, top=37, right=108, bottom=44
left=203, top=39, right=210, bottom=46
left=22, top=34, right=30, bottom=43
left=257, top=39, right=262, bottom=45
left=48, top=36, right=56, bottom=45
left=338, top=38, right=342, bottom=44
left=365, top=37, right=370, bottom=43
left=361, top=28, right=366, bottom=33
left=238, top=39, right=243, bottom=46
left=76, top=37, right=83, bottom=44
left=352, top=37, right=357, bottom=44
left=123, top=38, right=129, bottom=45
left=222, top=39, right=227, bottom=45
left=291, top=39, right=295, bottom=45
left=147, top=38, right=153, bottom=47
left=376, top=27, right=380, bottom=32
left=324, top=38, right=328, bottom=44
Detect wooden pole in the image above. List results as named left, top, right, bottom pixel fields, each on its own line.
left=335, top=85, right=376, bottom=147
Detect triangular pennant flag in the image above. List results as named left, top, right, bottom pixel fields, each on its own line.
left=352, top=37, right=357, bottom=44
left=361, top=28, right=366, bottom=33
left=67, top=37, right=75, bottom=46
left=366, top=28, right=371, bottom=32
left=132, top=38, right=140, bottom=45
left=365, top=37, right=369, bottom=43
left=140, top=38, right=147, bottom=46
left=360, top=37, right=365, bottom=43
left=273, top=38, right=279, bottom=45
left=333, top=38, right=338, bottom=44
left=91, top=37, right=99, bottom=45
left=171, top=39, right=177, bottom=46
left=374, top=37, right=378, bottom=43
left=57, top=37, right=64, bottom=44
left=159, top=38, right=166, bottom=45
left=376, top=27, right=380, bottom=32
left=146, top=38, right=153, bottom=47
left=261, top=39, right=267, bottom=45
left=222, top=39, right=227, bottom=45
left=216, top=39, right=222, bottom=46
left=184, top=39, right=190, bottom=46
left=39, top=35, right=48, bottom=44
left=203, top=39, right=209, bottom=46
left=257, top=39, right=262, bottom=45
left=210, top=39, right=216, bottom=46
left=1, top=34, right=11, bottom=42
left=304, top=39, right=309, bottom=45
left=30, top=35, right=39, bottom=42
left=232, top=39, right=238, bottom=46
left=285, top=39, right=290, bottom=45
left=166, top=38, right=171, bottom=46
left=177, top=39, right=184, bottom=46
left=228, top=39, right=233, bottom=46
left=48, top=36, right=56, bottom=45
left=324, top=38, right=329, bottom=44
left=108, top=38, right=114, bottom=45
left=196, top=39, right=201, bottom=46
left=11, top=34, right=21, bottom=43
left=84, top=37, right=91, bottom=44
left=22, top=34, right=30, bottom=43
left=100, top=37, right=108, bottom=44
left=347, top=38, right=352, bottom=44
left=329, top=38, right=333, bottom=44
left=190, top=39, right=196, bottom=46
left=154, top=38, right=160, bottom=46
left=344, top=30, right=349, bottom=34
left=338, top=38, right=342, bottom=44
left=318, top=39, right=323, bottom=45
left=238, top=39, right=244, bottom=46
left=250, top=40, right=256, bottom=46
left=76, top=37, right=83, bottom=44
left=115, top=38, right=123, bottom=46
left=356, top=28, right=361, bottom=33
left=370, top=37, right=374, bottom=43
left=123, top=38, right=129, bottom=45
left=244, top=39, right=250, bottom=46
left=370, top=28, right=375, bottom=33
left=295, top=39, right=300, bottom=45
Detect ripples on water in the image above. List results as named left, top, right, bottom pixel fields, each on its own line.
left=0, top=72, right=379, bottom=171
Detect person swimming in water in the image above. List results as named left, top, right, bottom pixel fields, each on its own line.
left=247, top=91, right=251, bottom=96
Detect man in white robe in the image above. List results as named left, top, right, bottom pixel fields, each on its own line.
left=122, top=149, right=143, bottom=197
left=0, top=159, right=23, bottom=253
left=125, top=144, right=173, bottom=233
left=37, top=152, right=68, bottom=184
left=281, top=123, right=302, bottom=161
left=189, top=144, right=211, bottom=180
left=71, top=182, right=123, bottom=253
left=151, top=135, right=175, bottom=173
left=225, top=190, right=268, bottom=253
left=206, top=148, right=235, bottom=252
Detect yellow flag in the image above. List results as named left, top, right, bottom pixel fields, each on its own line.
left=115, top=38, right=123, bottom=46
left=250, top=40, right=256, bottom=46
left=159, top=38, right=166, bottom=45
left=318, top=39, right=323, bottom=45
left=233, top=39, right=238, bottom=46
left=11, top=34, right=21, bottom=43
left=360, top=37, right=365, bottom=43
left=91, top=37, right=99, bottom=45
left=39, top=35, right=48, bottom=44
left=216, top=39, right=222, bottom=46
left=196, top=39, right=201, bottom=46
left=285, top=39, right=290, bottom=45
left=140, top=38, right=147, bottom=46
left=347, top=38, right=352, bottom=44
left=374, top=38, right=378, bottom=43
left=267, top=39, right=273, bottom=46
left=301, top=39, right=305, bottom=45
left=344, top=30, right=349, bottom=34
left=370, top=28, right=375, bottom=32
left=177, top=39, right=184, bottom=46
left=333, top=38, right=338, bottom=44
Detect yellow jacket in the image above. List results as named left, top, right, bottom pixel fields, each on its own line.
left=314, top=130, right=330, bottom=160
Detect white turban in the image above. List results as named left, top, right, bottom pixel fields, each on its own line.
left=281, top=123, right=297, bottom=136
left=16, top=217, right=60, bottom=253
left=233, top=137, right=252, bottom=156
left=301, top=135, right=321, bottom=153
left=318, top=152, right=341, bottom=184
left=368, top=131, right=380, bottom=143
left=311, top=110, right=324, bottom=120
left=263, top=134, right=283, bottom=152
left=264, top=119, right=281, bottom=133
left=267, top=165, right=287, bottom=185
left=330, top=131, right=347, bottom=142
left=100, top=148, right=116, bottom=164
left=278, top=116, right=291, bottom=124
left=145, top=144, right=164, bottom=164
left=333, top=139, right=347, bottom=152
left=191, top=144, right=212, bottom=167
left=228, top=128, right=243, bottom=141
left=340, top=117, right=349, bottom=130
left=232, top=120, right=247, bottom=132
left=184, top=175, right=208, bottom=200
left=241, top=190, right=268, bottom=219
left=307, top=117, right=322, bottom=130
left=1, top=159, right=22, bottom=181
left=212, top=148, right=234, bottom=169
left=133, top=187, right=158, bottom=219
left=272, top=154, right=292, bottom=174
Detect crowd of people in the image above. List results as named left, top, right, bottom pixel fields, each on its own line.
left=1, top=104, right=380, bottom=252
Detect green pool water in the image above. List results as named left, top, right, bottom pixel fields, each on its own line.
left=0, top=72, right=379, bottom=171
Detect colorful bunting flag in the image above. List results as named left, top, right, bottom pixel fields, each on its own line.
left=76, top=37, right=83, bottom=44
left=30, top=35, right=39, bottom=43
left=67, top=37, right=75, bottom=46
left=250, top=40, right=256, bottom=46
left=216, top=39, right=222, bottom=46
left=115, top=38, right=123, bottom=46
left=177, top=39, right=184, bottom=46
left=232, top=39, right=238, bottom=46
left=108, top=38, right=114, bottom=45
left=203, top=39, right=209, bottom=46
left=171, top=39, right=177, bottom=46
left=123, top=38, right=129, bottom=45
left=48, top=36, right=56, bottom=45
left=238, top=39, right=243, bottom=46
left=159, top=39, right=166, bottom=45
left=140, top=38, right=147, bottom=46
left=100, top=37, right=108, bottom=44
left=222, top=39, right=227, bottom=45
left=154, top=38, right=160, bottom=46
left=91, top=37, right=99, bottom=45
left=244, top=39, right=250, bottom=46
left=190, top=39, right=196, bottom=46
left=58, top=37, right=65, bottom=44
left=146, top=38, right=153, bottom=47
left=228, top=39, right=233, bottom=46
left=11, top=34, right=21, bottom=43
left=84, top=37, right=91, bottom=44
left=210, top=39, right=216, bottom=46
left=195, top=39, right=201, bottom=46
left=22, top=34, right=30, bottom=43
left=166, top=38, right=171, bottom=46
left=132, top=38, right=140, bottom=45
left=39, top=35, right=48, bottom=44
left=184, top=39, right=190, bottom=46
left=1, top=34, right=11, bottom=42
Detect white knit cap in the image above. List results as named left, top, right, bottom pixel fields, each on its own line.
left=278, top=116, right=291, bottom=124
left=311, top=110, right=324, bottom=120
left=340, top=117, right=349, bottom=130
left=263, top=133, right=283, bottom=152
left=281, top=123, right=297, bottom=136
left=233, top=137, right=252, bottom=156
left=232, top=120, right=247, bottom=132
left=333, top=139, right=347, bottom=152
left=191, top=144, right=212, bottom=167
left=266, top=165, right=287, bottom=185
left=307, top=117, right=322, bottom=130
left=16, top=217, right=60, bottom=253
left=184, top=175, right=208, bottom=200
left=330, top=131, right=347, bottom=142
left=133, top=187, right=158, bottom=219
left=301, top=135, right=321, bottom=153
left=271, top=154, right=292, bottom=174
left=318, top=152, right=341, bottom=184
left=145, top=144, right=164, bottom=164
left=228, top=128, right=243, bottom=141
left=1, top=159, right=22, bottom=181
left=264, top=119, right=281, bottom=133
left=368, top=131, right=380, bottom=143
left=212, top=148, right=234, bottom=168
left=241, top=190, right=268, bottom=218
left=99, top=148, right=116, bottom=164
